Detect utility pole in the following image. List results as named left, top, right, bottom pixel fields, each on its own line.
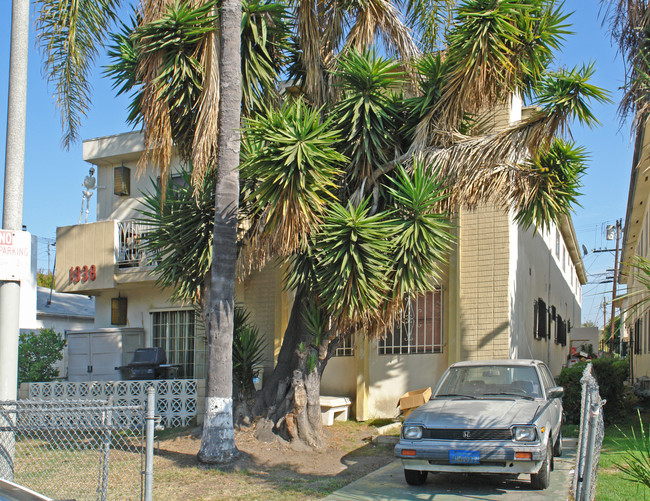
left=0, top=0, right=29, bottom=482
left=610, top=219, right=622, bottom=351
left=602, top=297, right=607, bottom=347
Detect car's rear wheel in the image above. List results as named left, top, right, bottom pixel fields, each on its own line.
left=553, top=429, right=563, bottom=457
left=531, top=441, right=552, bottom=490
left=404, top=468, right=428, bottom=485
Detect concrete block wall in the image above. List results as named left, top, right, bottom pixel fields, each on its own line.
left=459, top=204, right=511, bottom=360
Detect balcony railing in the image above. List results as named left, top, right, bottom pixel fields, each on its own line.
left=116, top=220, right=156, bottom=269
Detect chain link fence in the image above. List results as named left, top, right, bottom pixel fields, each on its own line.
left=0, top=393, right=154, bottom=501
left=573, top=362, right=606, bottom=501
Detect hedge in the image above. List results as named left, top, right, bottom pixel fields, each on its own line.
left=557, top=358, right=630, bottom=425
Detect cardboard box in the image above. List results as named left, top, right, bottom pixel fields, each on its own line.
left=398, top=387, right=432, bottom=418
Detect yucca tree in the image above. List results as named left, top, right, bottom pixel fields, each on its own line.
left=240, top=2, right=607, bottom=447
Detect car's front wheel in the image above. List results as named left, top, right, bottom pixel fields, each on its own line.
left=404, top=468, right=428, bottom=486
left=531, top=441, right=552, bottom=490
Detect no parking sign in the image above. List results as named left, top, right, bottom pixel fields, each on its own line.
left=0, top=229, right=31, bottom=281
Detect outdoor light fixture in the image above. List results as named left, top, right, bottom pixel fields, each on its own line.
left=111, top=296, right=127, bottom=325
left=114, top=163, right=131, bottom=196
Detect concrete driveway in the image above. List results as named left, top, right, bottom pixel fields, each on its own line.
left=325, top=439, right=576, bottom=500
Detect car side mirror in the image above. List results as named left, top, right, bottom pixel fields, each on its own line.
left=547, top=386, right=564, bottom=399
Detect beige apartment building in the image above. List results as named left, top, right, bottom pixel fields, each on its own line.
left=55, top=99, right=586, bottom=420
left=621, top=122, right=650, bottom=380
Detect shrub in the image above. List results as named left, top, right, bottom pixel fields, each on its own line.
left=558, top=358, right=630, bottom=425
left=18, top=328, right=65, bottom=385
left=233, top=307, right=265, bottom=397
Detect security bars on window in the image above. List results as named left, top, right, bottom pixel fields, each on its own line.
left=378, top=290, right=443, bottom=355
left=334, top=336, right=354, bottom=357
left=152, top=310, right=207, bottom=379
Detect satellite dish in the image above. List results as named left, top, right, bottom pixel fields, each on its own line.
left=582, top=244, right=588, bottom=256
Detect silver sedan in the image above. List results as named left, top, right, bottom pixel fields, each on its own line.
left=394, top=359, right=564, bottom=490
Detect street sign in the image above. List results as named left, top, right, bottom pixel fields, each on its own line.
left=0, top=229, right=31, bottom=281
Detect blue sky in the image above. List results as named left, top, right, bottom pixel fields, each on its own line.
left=0, top=1, right=633, bottom=326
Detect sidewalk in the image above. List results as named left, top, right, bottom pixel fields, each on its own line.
left=325, top=439, right=576, bottom=501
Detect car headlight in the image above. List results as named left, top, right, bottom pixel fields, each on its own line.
left=512, top=426, right=537, bottom=442
left=402, top=425, right=423, bottom=440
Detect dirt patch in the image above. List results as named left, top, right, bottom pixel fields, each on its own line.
left=152, top=421, right=395, bottom=500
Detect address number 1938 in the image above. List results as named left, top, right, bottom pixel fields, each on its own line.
left=69, top=265, right=96, bottom=284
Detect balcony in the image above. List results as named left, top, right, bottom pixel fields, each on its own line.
left=55, top=219, right=157, bottom=294
left=116, top=220, right=156, bottom=269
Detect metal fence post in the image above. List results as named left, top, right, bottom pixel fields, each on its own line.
left=144, top=387, right=155, bottom=501
left=581, top=396, right=598, bottom=501
left=0, top=404, right=15, bottom=482
left=100, top=397, right=113, bottom=501
left=575, top=372, right=591, bottom=500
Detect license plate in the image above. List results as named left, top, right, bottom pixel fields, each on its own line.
left=449, top=450, right=479, bottom=464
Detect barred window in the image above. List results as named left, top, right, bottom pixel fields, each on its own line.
left=334, top=336, right=354, bottom=357
left=152, top=310, right=206, bottom=379
left=378, top=289, right=443, bottom=355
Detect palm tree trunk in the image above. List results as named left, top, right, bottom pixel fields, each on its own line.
left=197, top=0, right=241, bottom=464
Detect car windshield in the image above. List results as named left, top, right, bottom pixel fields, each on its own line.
left=434, top=365, right=543, bottom=399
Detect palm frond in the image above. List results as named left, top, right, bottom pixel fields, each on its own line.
left=414, top=0, right=569, bottom=145
left=139, top=169, right=216, bottom=304
left=535, top=63, right=611, bottom=137
left=241, top=0, right=290, bottom=115
left=313, top=199, right=394, bottom=332
left=513, top=139, right=587, bottom=231
left=403, top=0, right=454, bottom=51
left=242, top=100, right=346, bottom=255
left=344, top=0, right=420, bottom=61
left=331, top=49, right=406, bottom=186
left=35, top=0, right=122, bottom=148
left=601, top=0, right=650, bottom=124
left=387, top=162, right=453, bottom=299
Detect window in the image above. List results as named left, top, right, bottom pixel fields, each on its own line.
left=555, top=315, right=566, bottom=346
left=535, top=298, right=547, bottom=339
left=645, top=312, right=650, bottom=353
left=634, top=320, right=640, bottom=355
left=555, top=229, right=560, bottom=258
left=640, top=316, right=645, bottom=355
left=379, top=289, right=443, bottom=355
left=334, top=336, right=354, bottom=357
left=152, top=310, right=206, bottom=379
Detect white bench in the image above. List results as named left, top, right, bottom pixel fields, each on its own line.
left=320, top=396, right=352, bottom=426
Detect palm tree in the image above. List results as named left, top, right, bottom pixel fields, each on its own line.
left=35, top=0, right=244, bottom=463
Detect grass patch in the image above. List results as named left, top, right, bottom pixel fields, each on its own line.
left=365, top=418, right=397, bottom=428
left=596, top=409, right=650, bottom=500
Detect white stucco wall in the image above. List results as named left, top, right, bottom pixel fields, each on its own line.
left=509, top=223, right=582, bottom=375
left=367, top=347, right=448, bottom=418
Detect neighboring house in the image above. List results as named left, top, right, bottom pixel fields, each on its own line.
left=16, top=234, right=95, bottom=380
left=620, top=122, right=650, bottom=381
left=54, top=98, right=585, bottom=419
left=33, top=286, right=95, bottom=334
